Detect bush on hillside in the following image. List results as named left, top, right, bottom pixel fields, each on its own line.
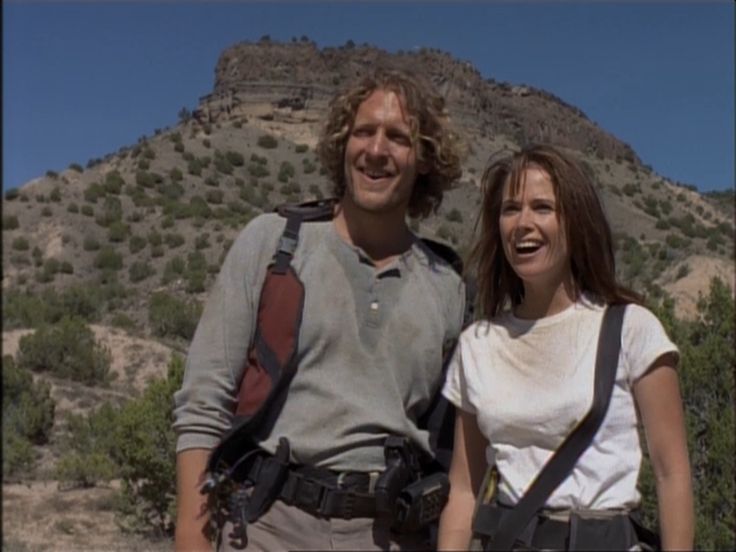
left=55, top=402, right=120, bottom=488
left=95, top=247, right=124, bottom=271
left=148, top=293, right=201, bottom=341
left=257, top=134, right=278, bottom=149
left=112, top=355, right=183, bottom=534
left=15, top=317, right=112, bottom=385
left=643, top=279, right=735, bottom=549
left=2, top=355, right=55, bottom=478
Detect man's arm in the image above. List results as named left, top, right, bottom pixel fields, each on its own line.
left=175, top=448, right=212, bottom=552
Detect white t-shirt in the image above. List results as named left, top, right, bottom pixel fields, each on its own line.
left=442, top=296, right=678, bottom=510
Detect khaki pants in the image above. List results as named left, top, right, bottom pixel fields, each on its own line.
left=218, top=498, right=430, bottom=551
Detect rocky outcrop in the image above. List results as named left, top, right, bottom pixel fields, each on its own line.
left=196, top=39, right=639, bottom=164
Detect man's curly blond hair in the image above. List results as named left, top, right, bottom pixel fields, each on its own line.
left=316, top=67, right=464, bottom=219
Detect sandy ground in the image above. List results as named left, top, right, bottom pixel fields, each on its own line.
left=3, top=326, right=177, bottom=551
left=662, top=255, right=735, bottom=319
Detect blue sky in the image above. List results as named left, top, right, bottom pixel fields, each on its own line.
left=4, top=1, right=734, bottom=192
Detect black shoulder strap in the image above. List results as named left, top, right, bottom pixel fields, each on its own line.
left=271, top=198, right=336, bottom=273
left=488, top=304, right=627, bottom=551
left=416, top=238, right=475, bottom=471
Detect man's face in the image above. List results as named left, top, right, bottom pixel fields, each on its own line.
left=342, top=89, right=422, bottom=217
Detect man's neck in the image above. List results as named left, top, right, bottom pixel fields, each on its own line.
left=333, top=200, right=413, bottom=269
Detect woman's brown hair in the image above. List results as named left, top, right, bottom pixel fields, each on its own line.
left=469, top=143, right=642, bottom=318
left=316, top=67, right=464, bottom=219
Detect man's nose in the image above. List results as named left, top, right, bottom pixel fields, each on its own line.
left=367, top=131, right=388, bottom=156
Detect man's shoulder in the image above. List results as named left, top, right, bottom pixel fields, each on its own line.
left=412, top=238, right=464, bottom=283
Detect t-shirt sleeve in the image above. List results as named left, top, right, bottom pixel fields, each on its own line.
left=442, top=332, right=477, bottom=414
left=622, top=304, right=680, bottom=384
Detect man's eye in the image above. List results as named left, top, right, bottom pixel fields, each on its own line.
left=390, top=134, right=412, bottom=146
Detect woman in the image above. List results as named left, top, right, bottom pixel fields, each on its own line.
left=437, top=144, right=693, bottom=550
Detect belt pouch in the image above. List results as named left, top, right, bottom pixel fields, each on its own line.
left=244, top=437, right=291, bottom=522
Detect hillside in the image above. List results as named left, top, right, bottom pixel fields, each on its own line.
left=2, top=39, right=734, bottom=550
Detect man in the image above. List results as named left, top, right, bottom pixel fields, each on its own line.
left=174, top=67, right=466, bottom=551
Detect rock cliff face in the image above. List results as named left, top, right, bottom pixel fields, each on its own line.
left=198, top=39, right=640, bottom=164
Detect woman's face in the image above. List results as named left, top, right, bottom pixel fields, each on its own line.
left=499, top=167, right=572, bottom=293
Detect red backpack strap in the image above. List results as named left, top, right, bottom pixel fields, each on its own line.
left=207, top=199, right=335, bottom=475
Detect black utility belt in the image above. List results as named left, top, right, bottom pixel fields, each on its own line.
left=245, top=453, right=380, bottom=519
left=240, top=439, right=450, bottom=531
left=474, top=503, right=650, bottom=551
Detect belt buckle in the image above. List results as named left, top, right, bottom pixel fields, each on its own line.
left=296, top=478, right=327, bottom=512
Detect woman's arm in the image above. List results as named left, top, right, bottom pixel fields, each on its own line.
left=633, top=352, right=694, bottom=551
left=175, top=448, right=213, bottom=552
left=437, top=408, right=490, bottom=550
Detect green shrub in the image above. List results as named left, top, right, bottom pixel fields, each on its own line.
left=110, top=313, right=137, bottom=330
left=104, top=171, right=125, bottom=194
left=129, top=235, right=147, bottom=254
left=41, top=206, right=53, bottom=217
left=136, top=171, right=155, bottom=188
left=161, top=256, right=185, bottom=284
left=194, top=233, right=210, bottom=250
left=94, top=247, right=124, bottom=271
left=248, top=163, right=270, bottom=178
left=205, top=189, right=224, bottom=204
left=83, top=236, right=101, bottom=251
left=81, top=205, right=94, bottom=217
left=295, top=144, right=308, bottom=154
left=187, top=158, right=203, bottom=176
left=645, top=280, right=735, bottom=549
left=164, top=233, right=185, bottom=249
left=2, top=287, right=102, bottom=329
left=226, top=151, right=245, bottom=167
left=3, top=355, right=55, bottom=445
left=107, top=221, right=128, bottom=243
left=95, top=196, right=123, bottom=227
left=49, top=187, right=62, bottom=202
left=257, top=134, right=278, bottom=149
left=67, top=202, right=80, bottom=214
left=112, top=356, right=183, bottom=534
left=129, top=261, right=156, bottom=283
left=55, top=403, right=119, bottom=488
left=148, top=293, right=201, bottom=340
left=5, top=188, right=20, bottom=200
left=214, top=155, right=233, bottom=175
left=84, top=182, right=104, bottom=203
left=169, top=167, right=184, bottom=182
left=16, top=317, right=112, bottom=384
left=190, top=196, right=212, bottom=219
left=302, top=160, right=317, bottom=174
left=12, top=236, right=29, bottom=251
left=69, top=162, right=83, bottom=172
left=148, top=230, right=163, bottom=246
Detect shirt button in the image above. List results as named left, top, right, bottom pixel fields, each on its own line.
left=370, top=301, right=379, bottom=311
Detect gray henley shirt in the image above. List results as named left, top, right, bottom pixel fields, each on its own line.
left=173, top=212, right=465, bottom=471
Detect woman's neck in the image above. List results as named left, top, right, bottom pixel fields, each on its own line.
left=515, top=279, right=578, bottom=320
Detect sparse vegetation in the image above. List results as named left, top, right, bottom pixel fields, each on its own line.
left=16, top=317, right=112, bottom=385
